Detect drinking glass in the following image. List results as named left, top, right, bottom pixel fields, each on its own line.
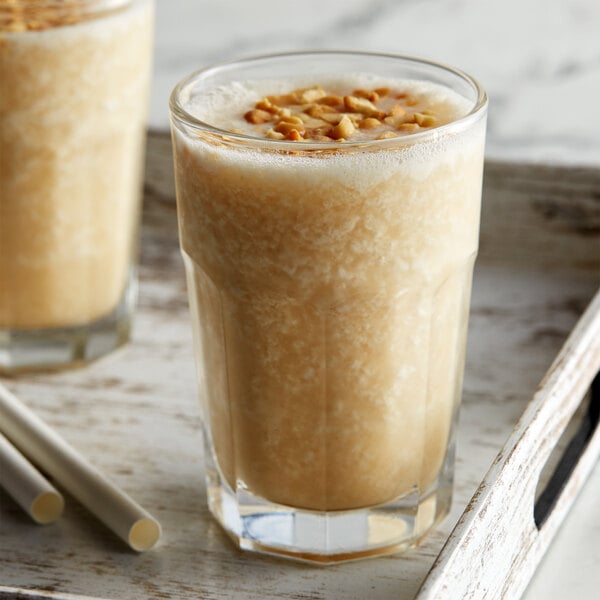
left=169, top=51, right=487, bottom=562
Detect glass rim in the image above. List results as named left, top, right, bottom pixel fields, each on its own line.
left=169, top=50, right=488, bottom=152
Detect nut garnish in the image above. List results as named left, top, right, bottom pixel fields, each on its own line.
left=299, top=87, right=327, bottom=104
left=360, top=117, right=382, bottom=129
left=343, top=95, right=384, bottom=118
left=274, top=121, right=305, bottom=137
left=241, top=84, right=445, bottom=142
left=0, top=0, right=85, bottom=32
left=244, top=109, right=274, bottom=124
left=353, top=89, right=379, bottom=103
left=413, top=112, right=437, bottom=127
left=317, top=95, right=344, bottom=107
left=255, top=98, right=278, bottom=113
left=286, top=129, right=304, bottom=141
left=399, top=123, right=420, bottom=132
left=332, top=115, right=356, bottom=140
left=389, top=104, right=407, bottom=117
left=266, top=129, right=285, bottom=140
left=383, top=115, right=406, bottom=128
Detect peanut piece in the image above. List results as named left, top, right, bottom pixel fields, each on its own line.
left=279, top=115, right=304, bottom=126
left=302, top=117, right=329, bottom=129
left=389, top=104, right=406, bottom=117
left=299, top=87, right=327, bottom=103
left=320, top=113, right=343, bottom=124
left=413, top=112, right=437, bottom=127
left=256, top=98, right=279, bottom=113
left=332, top=115, right=356, bottom=140
left=317, top=95, right=344, bottom=107
left=346, top=113, right=365, bottom=125
left=266, top=129, right=285, bottom=140
left=286, top=129, right=304, bottom=141
left=244, top=109, right=274, bottom=124
left=306, top=104, right=337, bottom=118
left=398, top=122, right=420, bottom=132
left=274, top=121, right=306, bottom=136
left=359, top=117, right=382, bottom=129
left=309, top=126, right=335, bottom=139
left=353, top=89, right=379, bottom=103
left=384, top=115, right=406, bottom=128
left=344, top=95, right=383, bottom=118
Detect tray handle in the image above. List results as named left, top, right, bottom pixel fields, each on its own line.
left=534, top=372, right=599, bottom=529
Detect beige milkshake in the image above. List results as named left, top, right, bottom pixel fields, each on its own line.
left=0, top=0, right=153, bottom=371
left=170, top=52, right=487, bottom=561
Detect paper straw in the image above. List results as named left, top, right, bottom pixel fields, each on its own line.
left=0, top=431, right=64, bottom=524
left=0, top=383, right=161, bottom=551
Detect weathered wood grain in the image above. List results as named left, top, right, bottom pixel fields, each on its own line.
left=0, top=132, right=598, bottom=599
left=416, top=291, right=600, bottom=600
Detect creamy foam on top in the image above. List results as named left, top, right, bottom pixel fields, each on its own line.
left=182, top=75, right=472, bottom=138
left=174, top=75, right=484, bottom=189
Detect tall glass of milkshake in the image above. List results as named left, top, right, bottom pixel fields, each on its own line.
left=0, top=0, right=154, bottom=372
left=170, top=51, right=487, bottom=562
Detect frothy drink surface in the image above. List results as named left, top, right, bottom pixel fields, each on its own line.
left=174, top=76, right=485, bottom=510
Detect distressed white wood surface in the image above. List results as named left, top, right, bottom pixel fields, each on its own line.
left=416, top=291, right=600, bottom=600
left=0, top=133, right=598, bottom=599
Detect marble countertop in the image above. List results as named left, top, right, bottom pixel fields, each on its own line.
left=152, top=0, right=600, bottom=167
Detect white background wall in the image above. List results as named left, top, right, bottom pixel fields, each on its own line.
left=152, top=0, right=600, bottom=166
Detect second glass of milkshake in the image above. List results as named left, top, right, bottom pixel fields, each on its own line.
left=170, top=51, right=487, bottom=562
left=0, top=0, right=154, bottom=372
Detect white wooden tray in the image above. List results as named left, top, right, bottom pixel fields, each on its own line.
left=1, top=132, right=598, bottom=600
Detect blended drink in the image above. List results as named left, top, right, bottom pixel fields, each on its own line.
left=170, top=52, right=487, bottom=562
left=0, top=0, right=153, bottom=371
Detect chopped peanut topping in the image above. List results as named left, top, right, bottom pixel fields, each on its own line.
left=241, top=84, right=449, bottom=142
left=343, top=95, right=383, bottom=118
left=389, top=104, right=407, bottom=117
left=0, top=0, right=90, bottom=32
left=286, top=129, right=304, bottom=141
left=353, top=89, right=379, bottom=103
left=332, top=115, right=355, bottom=140
left=244, top=109, right=274, bottom=125
left=384, top=115, right=406, bottom=128
left=266, top=129, right=285, bottom=140
left=299, top=87, right=327, bottom=104
left=414, top=112, right=437, bottom=127
left=317, top=95, right=344, bottom=107
left=399, top=123, right=420, bottom=133
left=360, top=117, right=382, bottom=129
left=274, top=121, right=305, bottom=136
left=255, top=98, right=278, bottom=113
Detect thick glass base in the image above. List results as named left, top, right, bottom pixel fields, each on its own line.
left=204, top=452, right=453, bottom=564
left=0, top=276, right=136, bottom=374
